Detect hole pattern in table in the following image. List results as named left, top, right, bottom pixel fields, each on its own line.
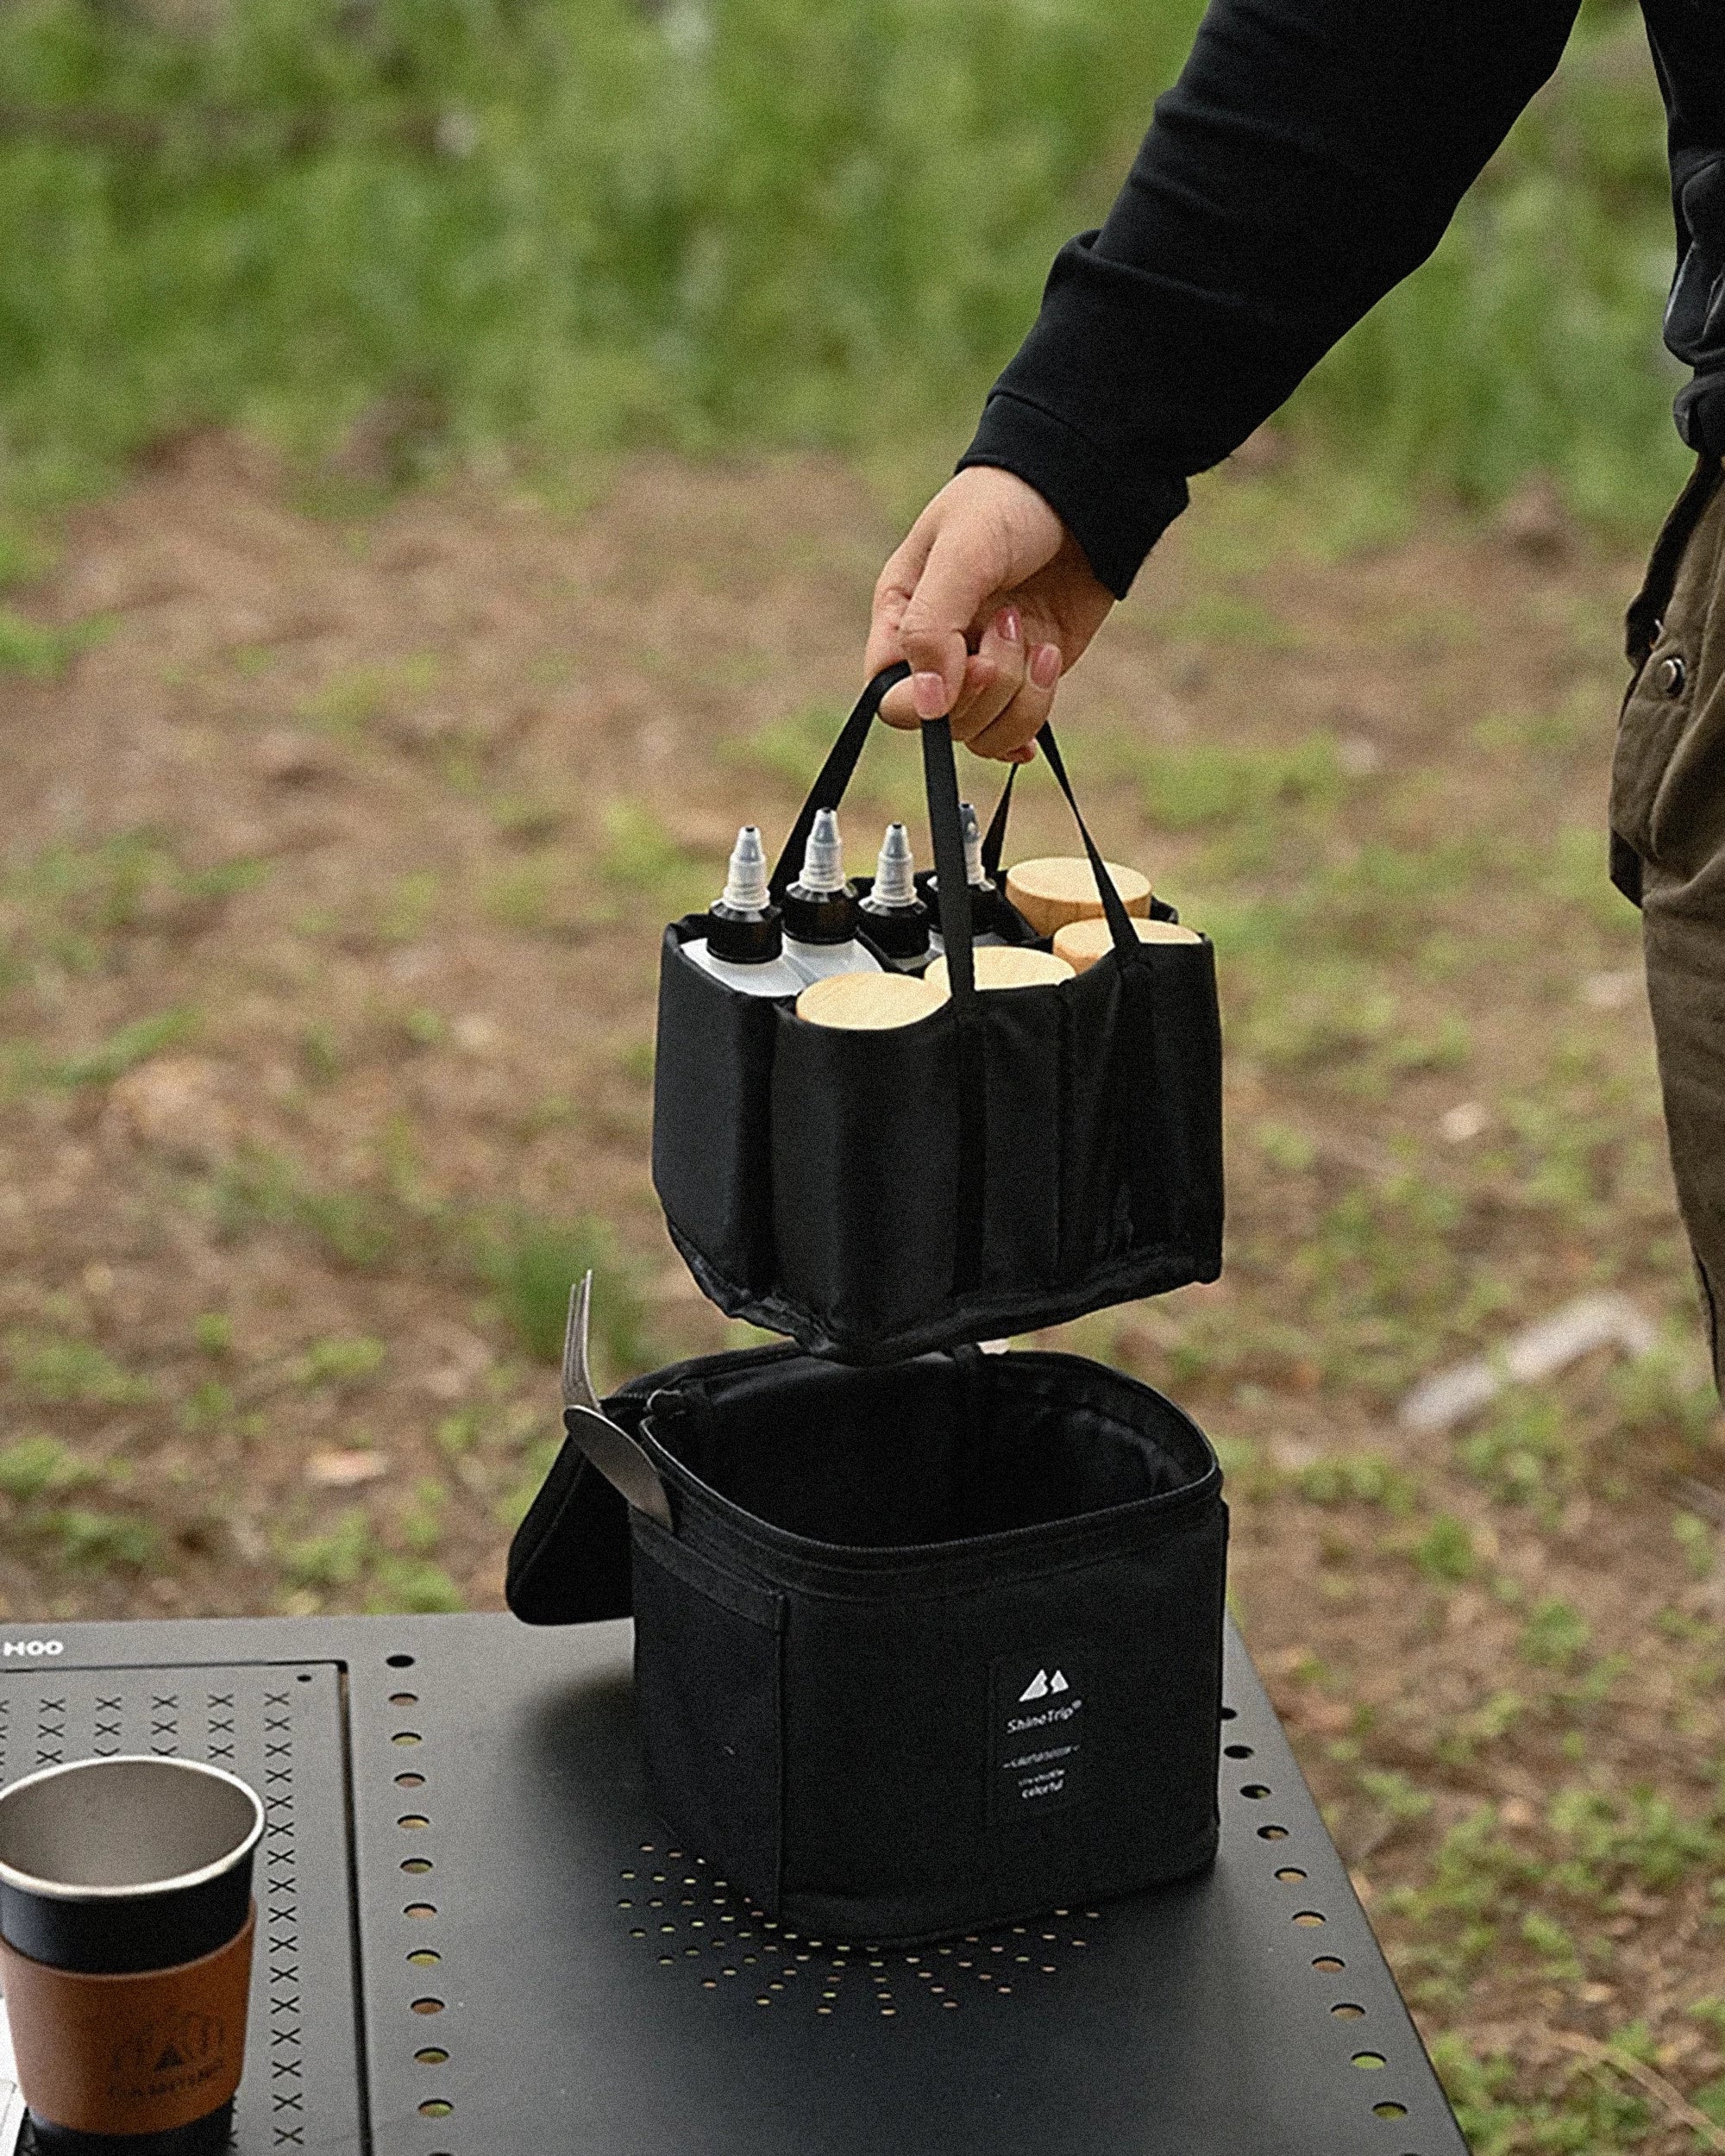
left=622, top=1842, right=1106, bottom=2020
left=1231, top=1736, right=1431, bottom=2152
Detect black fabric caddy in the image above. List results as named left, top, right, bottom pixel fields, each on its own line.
left=651, top=665, right=1225, bottom=1364
left=508, top=1338, right=1227, bottom=1943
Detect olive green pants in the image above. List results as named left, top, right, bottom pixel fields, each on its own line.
left=1611, top=454, right=1725, bottom=1388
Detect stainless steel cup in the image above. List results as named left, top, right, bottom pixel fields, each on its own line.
left=0, top=1758, right=263, bottom=2154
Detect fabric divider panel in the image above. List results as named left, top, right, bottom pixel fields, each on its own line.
left=1132, top=939, right=1225, bottom=1272
left=975, top=980, right=1063, bottom=1290
left=651, top=924, right=784, bottom=1294
left=1057, top=958, right=1133, bottom=1281
left=768, top=1003, right=962, bottom=1349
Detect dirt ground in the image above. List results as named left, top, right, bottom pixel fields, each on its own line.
left=3, top=432, right=1723, bottom=2148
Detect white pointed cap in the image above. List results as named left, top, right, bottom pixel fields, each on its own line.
left=798, top=807, right=846, bottom=893
left=720, top=825, right=769, bottom=912
left=873, top=822, right=916, bottom=906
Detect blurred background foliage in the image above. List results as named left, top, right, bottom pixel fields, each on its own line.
left=0, top=0, right=1690, bottom=540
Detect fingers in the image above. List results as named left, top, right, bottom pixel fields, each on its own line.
left=869, top=518, right=934, bottom=726
left=947, top=607, right=1025, bottom=745
left=894, top=516, right=1008, bottom=718
left=879, top=605, right=1025, bottom=731
left=965, top=641, right=1062, bottom=761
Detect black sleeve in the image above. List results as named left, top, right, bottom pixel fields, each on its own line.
left=960, top=0, right=1583, bottom=598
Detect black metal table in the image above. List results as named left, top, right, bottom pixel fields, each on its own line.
left=0, top=1614, right=1465, bottom=2155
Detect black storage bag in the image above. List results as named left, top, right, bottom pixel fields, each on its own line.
left=507, top=1341, right=1227, bottom=1943
left=651, top=664, right=1225, bottom=1363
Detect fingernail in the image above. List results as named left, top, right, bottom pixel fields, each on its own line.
left=1031, top=643, right=1062, bottom=691
left=912, top=671, right=950, bottom=719
left=996, top=607, right=1021, bottom=644
left=1010, top=744, right=1038, bottom=764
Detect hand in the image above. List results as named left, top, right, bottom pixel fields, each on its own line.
left=866, top=467, right=1115, bottom=760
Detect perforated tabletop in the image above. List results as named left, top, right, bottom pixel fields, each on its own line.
left=0, top=1614, right=1465, bottom=2156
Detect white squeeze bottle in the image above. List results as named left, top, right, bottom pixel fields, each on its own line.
left=781, top=809, right=882, bottom=982
left=681, top=826, right=808, bottom=997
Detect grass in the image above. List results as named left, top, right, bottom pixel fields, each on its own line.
left=203, top=1143, right=651, bottom=1382
left=276, top=1502, right=464, bottom=1613
left=0, top=1436, right=157, bottom=1576
left=47, top=1006, right=201, bottom=1089
left=0, top=606, right=107, bottom=680
left=4, top=1329, right=154, bottom=1407
left=474, top=1213, right=648, bottom=1377
left=0, top=830, right=267, bottom=988
left=0, top=0, right=1690, bottom=534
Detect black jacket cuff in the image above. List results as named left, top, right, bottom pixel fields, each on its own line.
left=957, top=391, right=1189, bottom=600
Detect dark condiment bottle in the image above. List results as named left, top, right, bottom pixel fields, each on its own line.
left=859, top=822, right=932, bottom=969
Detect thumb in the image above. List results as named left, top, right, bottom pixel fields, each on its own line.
left=896, top=523, right=999, bottom=719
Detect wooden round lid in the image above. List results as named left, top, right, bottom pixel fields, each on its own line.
left=1004, top=856, right=1151, bottom=936
left=925, top=946, right=1076, bottom=996
left=795, top=971, right=949, bottom=1030
left=1053, top=915, right=1203, bottom=973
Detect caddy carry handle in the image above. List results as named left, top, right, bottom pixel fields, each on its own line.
left=767, top=664, right=1150, bottom=1006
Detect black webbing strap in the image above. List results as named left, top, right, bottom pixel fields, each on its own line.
left=768, top=663, right=910, bottom=900
left=1032, top=726, right=1143, bottom=959
left=922, top=717, right=987, bottom=1288
left=920, top=716, right=976, bottom=1003
left=981, top=766, right=1016, bottom=880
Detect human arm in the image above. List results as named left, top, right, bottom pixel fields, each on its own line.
left=875, top=0, right=1584, bottom=755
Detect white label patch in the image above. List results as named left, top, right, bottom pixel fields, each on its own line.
left=990, top=1654, right=1086, bottom=1825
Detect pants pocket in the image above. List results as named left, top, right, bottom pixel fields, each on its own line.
left=1612, top=457, right=1725, bottom=891
left=1611, top=640, right=1697, bottom=869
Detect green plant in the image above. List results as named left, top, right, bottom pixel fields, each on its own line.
left=1137, top=734, right=1342, bottom=830
left=1355, top=1768, right=1435, bottom=1828
left=193, top=1312, right=233, bottom=1357
left=1519, top=1597, right=1592, bottom=1670
left=1547, top=1784, right=1725, bottom=1894
left=399, top=1479, right=448, bottom=1556
left=1414, top=1512, right=1477, bottom=1584
left=32, top=1508, right=160, bottom=1572
left=1674, top=1511, right=1717, bottom=1581
left=1295, top=1451, right=1419, bottom=1514
left=596, top=803, right=695, bottom=900
left=1519, top=1909, right=1584, bottom=1982
left=48, top=1007, right=200, bottom=1088
left=4, top=1330, right=154, bottom=1407
left=474, top=1214, right=647, bottom=1375
left=294, top=1335, right=388, bottom=1388
left=179, top=1379, right=237, bottom=1433
left=279, top=1508, right=377, bottom=1591
left=435, top=1410, right=483, bottom=1459
left=1458, top=1388, right=1576, bottom=1509
left=210, top=1150, right=404, bottom=1270
left=0, top=0, right=1682, bottom=536
left=0, top=608, right=108, bottom=680
left=367, top=1557, right=464, bottom=1614
left=299, top=1023, right=342, bottom=1084
left=0, top=1434, right=97, bottom=1501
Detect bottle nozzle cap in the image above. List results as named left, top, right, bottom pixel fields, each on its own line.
left=960, top=801, right=988, bottom=888
left=799, top=807, right=847, bottom=894
left=721, top=825, right=770, bottom=913
left=873, top=822, right=917, bottom=906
